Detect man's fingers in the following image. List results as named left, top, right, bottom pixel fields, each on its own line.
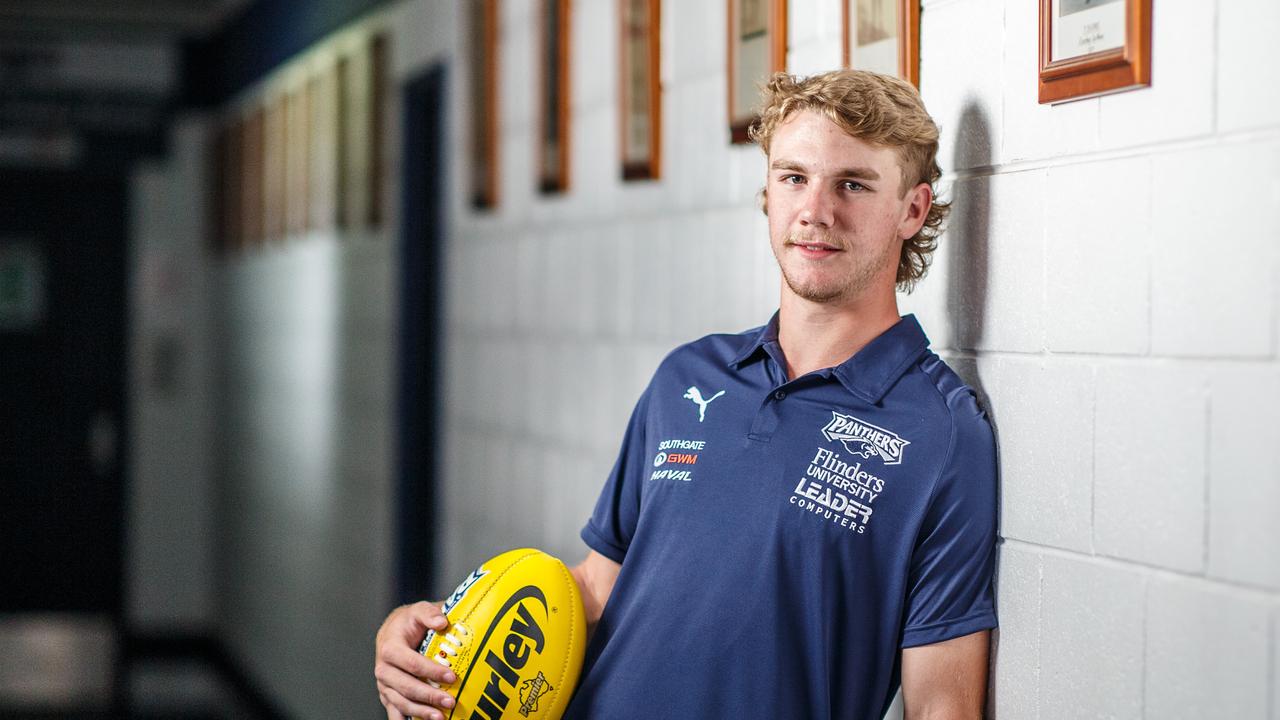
left=376, top=662, right=457, bottom=709
left=401, top=601, right=448, bottom=638
left=382, top=642, right=458, bottom=684
left=383, top=686, right=447, bottom=720
left=381, top=693, right=404, bottom=720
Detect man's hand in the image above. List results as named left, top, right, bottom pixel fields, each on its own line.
left=900, top=629, right=990, bottom=720
left=376, top=552, right=620, bottom=719
left=374, top=601, right=460, bottom=720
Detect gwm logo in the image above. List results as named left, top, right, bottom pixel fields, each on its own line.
left=821, top=411, right=910, bottom=465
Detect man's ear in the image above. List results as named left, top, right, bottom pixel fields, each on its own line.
left=758, top=187, right=769, bottom=216
left=898, top=182, right=932, bottom=240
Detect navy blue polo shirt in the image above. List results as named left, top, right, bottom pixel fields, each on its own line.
left=566, top=314, right=998, bottom=720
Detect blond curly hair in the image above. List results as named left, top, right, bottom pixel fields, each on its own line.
left=749, top=70, right=949, bottom=292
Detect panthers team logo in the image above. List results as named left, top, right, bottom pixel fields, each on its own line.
left=821, top=411, right=910, bottom=465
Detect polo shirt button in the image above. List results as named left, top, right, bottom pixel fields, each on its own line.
left=774, top=390, right=786, bottom=401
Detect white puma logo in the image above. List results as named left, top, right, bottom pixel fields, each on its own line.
left=683, top=386, right=725, bottom=422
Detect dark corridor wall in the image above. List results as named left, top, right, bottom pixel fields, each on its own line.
left=0, top=171, right=128, bottom=615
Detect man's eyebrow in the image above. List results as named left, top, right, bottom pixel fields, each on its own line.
left=769, top=160, right=881, bottom=181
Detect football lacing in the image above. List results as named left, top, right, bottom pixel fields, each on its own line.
left=426, top=622, right=471, bottom=689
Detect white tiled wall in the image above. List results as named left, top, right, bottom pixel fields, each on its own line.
left=132, top=0, right=1280, bottom=717
left=441, top=1, right=1280, bottom=718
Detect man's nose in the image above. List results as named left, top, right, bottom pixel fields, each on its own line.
left=799, top=185, right=835, bottom=228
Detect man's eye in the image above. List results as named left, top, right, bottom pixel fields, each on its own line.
left=842, top=181, right=865, bottom=192
left=781, top=174, right=805, bottom=185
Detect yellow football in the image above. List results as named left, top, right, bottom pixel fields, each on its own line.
left=418, top=548, right=586, bottom=720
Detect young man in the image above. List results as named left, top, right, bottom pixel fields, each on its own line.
left=376, top=69, right=997, bottom=720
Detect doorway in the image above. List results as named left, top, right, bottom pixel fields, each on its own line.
left=0, top=171, right=128, bottom=714
left=395, top=63, right=448, bottom=603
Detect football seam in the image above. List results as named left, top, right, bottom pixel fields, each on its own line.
left=443, top=548, right=544, bottom=720
left=550, top=559, right=578, bottom=714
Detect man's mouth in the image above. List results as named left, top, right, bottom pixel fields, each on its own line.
left=787, top=236, right=842, bottom=256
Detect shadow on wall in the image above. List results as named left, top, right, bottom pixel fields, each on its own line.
left=940, top=101, right=1005, bottom=714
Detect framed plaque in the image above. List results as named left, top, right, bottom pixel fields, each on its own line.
left=620, top=0, right=661, bottom=180
left=308, top=69, right=339, bottom=231
left=263, top=95, right=287, bottom=242
left=368, top=34, right=388, bottom=228
left=470, top=0, right=500, bottom=208
left=539, top=0, right=571, bottom=194
left=727, top=0, right=786, bottom=143
left=335, top=54, right=352, bottom=229
left=1038, top=0, right=1151, bottom=104
left=241, top=107, right=265, bottom=249
left=285, top=86, right=310, bottom=236
left=842, top=0, right=919, bottom=87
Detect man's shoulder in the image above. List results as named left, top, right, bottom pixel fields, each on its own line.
left=906, top=351, right=994, bottom=452
left=653, top=324, right=764, bottom=376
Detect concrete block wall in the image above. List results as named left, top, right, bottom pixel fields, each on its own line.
left=900, top=1, right=1280, bottom=717
left=440, top=0, right=1280, bottom=718
left=128, top=0, right=1278, bottom=717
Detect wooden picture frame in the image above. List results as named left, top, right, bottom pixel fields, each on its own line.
left=842, top=0, right=919, bottom=87
left=242, top=107, right=265, bottom=249
left=1038, top=0, right=1151, bottom=104
left=334, top=55, right=352, bottom=229
left=727, top=0, right=786, bottom=144
left=263, top=95, right=287, bottom=242
left=619, top=0, right=661, bottom=180
left=470, top=0, right=500, bottom=208
left=307, top=69, right=338, bottom=231
left=285, top=86, right=311, bottom=236
left=368, top=34, right=388, bottom=228
left=539, top=0, right=571, bottom=194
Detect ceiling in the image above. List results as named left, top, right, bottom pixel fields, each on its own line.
left=0, top=0, right=252, bottom=41
left=0, top=0, right=252, bottom=169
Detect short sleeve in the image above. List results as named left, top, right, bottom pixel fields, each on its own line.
left=580, top=387, right=652, bottom=564
left=900, top=389, right=999, bottom=648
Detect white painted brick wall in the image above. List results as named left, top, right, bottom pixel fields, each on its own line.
left=437, top=1, right=1280, bottom=718
left=1094, top=362, right=1207, bottom=573
left=1039, top=553, right=1146, bottom=718
left=1209, top=365, right=1280, bottom=591
left=1044, top=157, right=1151, bottom=355
left=1144, top=577, right=1272, bottom=719
left=1150, top=142, right=1279, bottom=358
left=120, top=0, right=1280, bottom=717
left=1218, top=0, right=1280, bottom=133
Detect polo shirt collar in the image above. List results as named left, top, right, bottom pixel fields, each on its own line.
left=730, top=312, right=931, bottom=404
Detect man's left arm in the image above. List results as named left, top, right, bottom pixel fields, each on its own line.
left=900, top=629, right=990, bottom=720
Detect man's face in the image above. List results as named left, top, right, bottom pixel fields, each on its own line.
left=765, top=110, right=928, bottom=306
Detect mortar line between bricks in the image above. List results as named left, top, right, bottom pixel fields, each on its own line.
left=1210, top=0, right=1221, bottom=136
left=922, top=348, right=1280, bottom=365
left=1264, top=607, right=1274, bottom=717
left=944, top=124, right=1280, bottom=182
left=1269, top=611, right=1276, bottom=720
left=1140, top=578, right=1149, bottom=718
left=1001, top=539, right=1280, bottom=600
left=1089, top=362, right=1097, bottom=556
left=1035, top=554, right=1043, bottom=720
left=1202, top=379, right=1213, bottom=579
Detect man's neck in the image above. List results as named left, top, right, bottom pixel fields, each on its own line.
left=776, top=289, right=901, bottom=380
